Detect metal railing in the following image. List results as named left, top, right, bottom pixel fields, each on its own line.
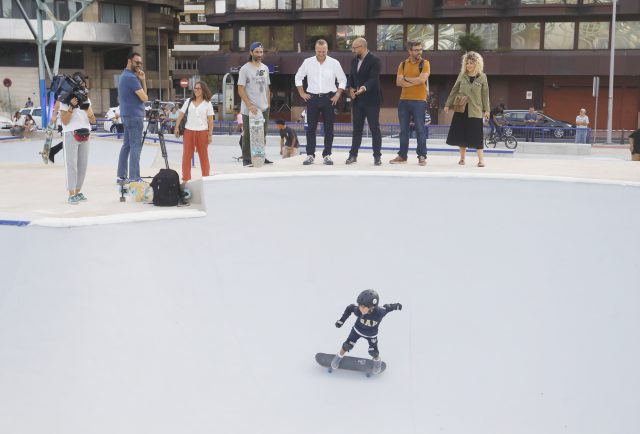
left=93, top=118, right=632, bottom=145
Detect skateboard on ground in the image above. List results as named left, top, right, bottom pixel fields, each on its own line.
left=315, top=352, right=387, bottom=377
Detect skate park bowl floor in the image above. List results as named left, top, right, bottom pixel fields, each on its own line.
left=1, top=169, right=640, bottom=434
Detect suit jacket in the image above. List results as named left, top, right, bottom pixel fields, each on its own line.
left=347, top=51, right=382, bottom=106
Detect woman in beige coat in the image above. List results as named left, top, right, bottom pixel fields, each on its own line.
left=444, top=51, right=490, bottom=167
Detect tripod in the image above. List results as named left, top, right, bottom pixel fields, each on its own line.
left=142, top=114, right=170, bottom=170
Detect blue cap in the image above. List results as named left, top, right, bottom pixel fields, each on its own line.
left=250, top=41, right=263, bottom=51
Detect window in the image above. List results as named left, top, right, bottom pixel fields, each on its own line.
left=103, top=47, right=130, bottom=70
left=296, top=0, right=338, bottom=8
left=101, top=3, right=131, bottom=28
left=437, top=24, right=466, bottom=50
left=237, top=0, right=292, bottom=9
left=377, top=24, right=404, bottom=51
left=511, top=23, right=541, bottom=49
left=616, top=21, right=640, bottom=49
left=470, top=23, right=498, bottom=50
left=407, top=24, right=435, bottom=51
left=305, top=25, right=334, bottom=50
left=0, top=43, right=37, bottom=67
left=521, top=0, right=577, bottom=3
left=578, top=22, right=609, bottom=50
left=145, top=47, right=159, bottom=72
left=272, top=26, right=294, bottom=51
left=214, top=0, right=226, bottom=13
left=45, top=45, right=84, bottom=69
left=197, top=13, right=206, bottom=22
left=376, top=0, right=403, bottom=6
left=175, top=58, right=199, bottom=71
left=239, top=27, right=246, bottom=50
left=544, top=22, right=574, bottom=49
left=336, top=25, right=365, bottom=50
left=249, top=26, right=270, bottom=47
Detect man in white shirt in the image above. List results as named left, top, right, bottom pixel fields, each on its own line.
left=295, top=39, right=347, bottom=165
left=575, top=108, right=590, bottom=144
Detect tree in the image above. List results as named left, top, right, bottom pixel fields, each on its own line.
left=457, top=33, right=484, bottom=53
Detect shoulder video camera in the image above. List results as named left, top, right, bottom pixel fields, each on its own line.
left=50, top=73, right=89, bottom=110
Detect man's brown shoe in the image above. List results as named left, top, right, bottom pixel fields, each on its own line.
left=389, top=156, right=407, bottom=164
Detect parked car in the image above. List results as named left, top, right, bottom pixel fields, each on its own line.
left=0, top=115, right=12, bottom=129
left=19, top=107, right=43, bottom=129
left=500, top=110, right=575, bottom=139
left=102, top=106, right=122, bottom=133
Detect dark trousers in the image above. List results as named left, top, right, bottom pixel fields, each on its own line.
left=349, top=100, right=382, bottom=158
left=305, top=94, right=335, bottom=157
left=525, top=127, right=535, bottom=142
left=342, top=328, right=379, bottom=357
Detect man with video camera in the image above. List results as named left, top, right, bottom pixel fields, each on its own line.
left=58, top=72, right=96, bottom=204
left=117, top=52, right=149, bottom=183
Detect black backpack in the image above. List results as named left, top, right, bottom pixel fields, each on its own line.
left=150, top=168, right=181, bottom=206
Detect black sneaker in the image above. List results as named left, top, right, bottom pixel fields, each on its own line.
left=345, top=155, right=357, bottom=165
left=265, top=158, right=273, bottom=164
left=374, top=157, right=382, bottom=166
left=243, top=160, right=253, bottom=167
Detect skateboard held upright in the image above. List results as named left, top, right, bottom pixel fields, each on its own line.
left=249, top=110, right=265, bottom=167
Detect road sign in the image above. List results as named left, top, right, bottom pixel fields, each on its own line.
left=3, top=78, right=11, bottom=88
left=180, top=78, right=189, bottom=88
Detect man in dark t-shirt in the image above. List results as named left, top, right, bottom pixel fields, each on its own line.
left=629, top=129, right=640, bottom=161
left=489, top=103, right=505, bottom=138
left=276, top=119, right=299, bottom=159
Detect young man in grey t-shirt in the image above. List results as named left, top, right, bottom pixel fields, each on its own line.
left=238, top=41, right=272, bottom=166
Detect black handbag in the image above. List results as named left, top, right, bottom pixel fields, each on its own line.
left=178, top=99, right=192, bottom=136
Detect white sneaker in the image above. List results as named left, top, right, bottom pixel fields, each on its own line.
left=323, top=155, right=334, bottom=165
left=303, top=155, right=315, bottom=165
left=330, top=354, right=342, bottom=370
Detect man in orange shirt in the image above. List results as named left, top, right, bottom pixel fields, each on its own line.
left=391, top=40, right=430, bottom=166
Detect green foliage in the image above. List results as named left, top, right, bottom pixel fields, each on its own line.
left=458, top=33, right=484, bottom=53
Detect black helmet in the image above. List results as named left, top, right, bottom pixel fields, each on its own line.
left=357, top=289, right=379, bottom=308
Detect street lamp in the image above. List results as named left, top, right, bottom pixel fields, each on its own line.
left=158, top=26, right=167, bottom=100
left=606, top=0, right=617, bottom=144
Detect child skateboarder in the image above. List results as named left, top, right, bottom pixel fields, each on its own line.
left=331, top=289, right=402, bottom=374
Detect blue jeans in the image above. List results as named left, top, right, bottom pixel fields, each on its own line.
left=398, top=100, right=427, bottom=158
left=575, top=128, right=588, bottom=144
left=117, top=116, right=144, bottom=180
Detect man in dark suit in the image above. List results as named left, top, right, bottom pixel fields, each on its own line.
left=346, top=38, right=383, bottom=166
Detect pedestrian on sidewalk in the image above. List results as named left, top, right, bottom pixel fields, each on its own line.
left=629, top=129, right=640, bottom=161
left=444, top=51, right=490, bottom=167
left=117, top=52, right=148, bottom=183
left=238, top=41, right=273, bottom=166
left=575, top=108, right=590, bottom=144
left=345, top=37, right=383, bottom=166
left=174, top=81, right=214, bottom=183
left=295, top=39, right=347, bottom=166
left=276, top=119, right=299, bottom=158
left=59, top=72, right=95, bottom=204
left=391, top=40, right=430, bottom=166
left=10, top=111, right=25, bottom=138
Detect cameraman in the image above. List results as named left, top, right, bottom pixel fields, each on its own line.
left=59, top=72, right=95, bottom=204
left=117, top=52, right=148, bottom=183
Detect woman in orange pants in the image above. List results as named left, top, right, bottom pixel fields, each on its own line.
left=174, top=81, right=214, bottom=182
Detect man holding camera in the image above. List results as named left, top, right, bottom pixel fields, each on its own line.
left=117, top=52, right=149, bottom=183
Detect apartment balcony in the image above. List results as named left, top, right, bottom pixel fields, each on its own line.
left=0, top=19, right=134, bottom=45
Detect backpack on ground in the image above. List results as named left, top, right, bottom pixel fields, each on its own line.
left=150, top=168, right=181, bottom=206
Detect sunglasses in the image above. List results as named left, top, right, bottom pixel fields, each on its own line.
left=133, top=61, right=143, bottom=66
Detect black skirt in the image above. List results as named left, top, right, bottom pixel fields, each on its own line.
left=446, top=105, right=484, bottom=150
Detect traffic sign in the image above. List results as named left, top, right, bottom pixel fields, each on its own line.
left=180, top=78, right=189, bottom=88
left=3, top=78, right=11, bottom=88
